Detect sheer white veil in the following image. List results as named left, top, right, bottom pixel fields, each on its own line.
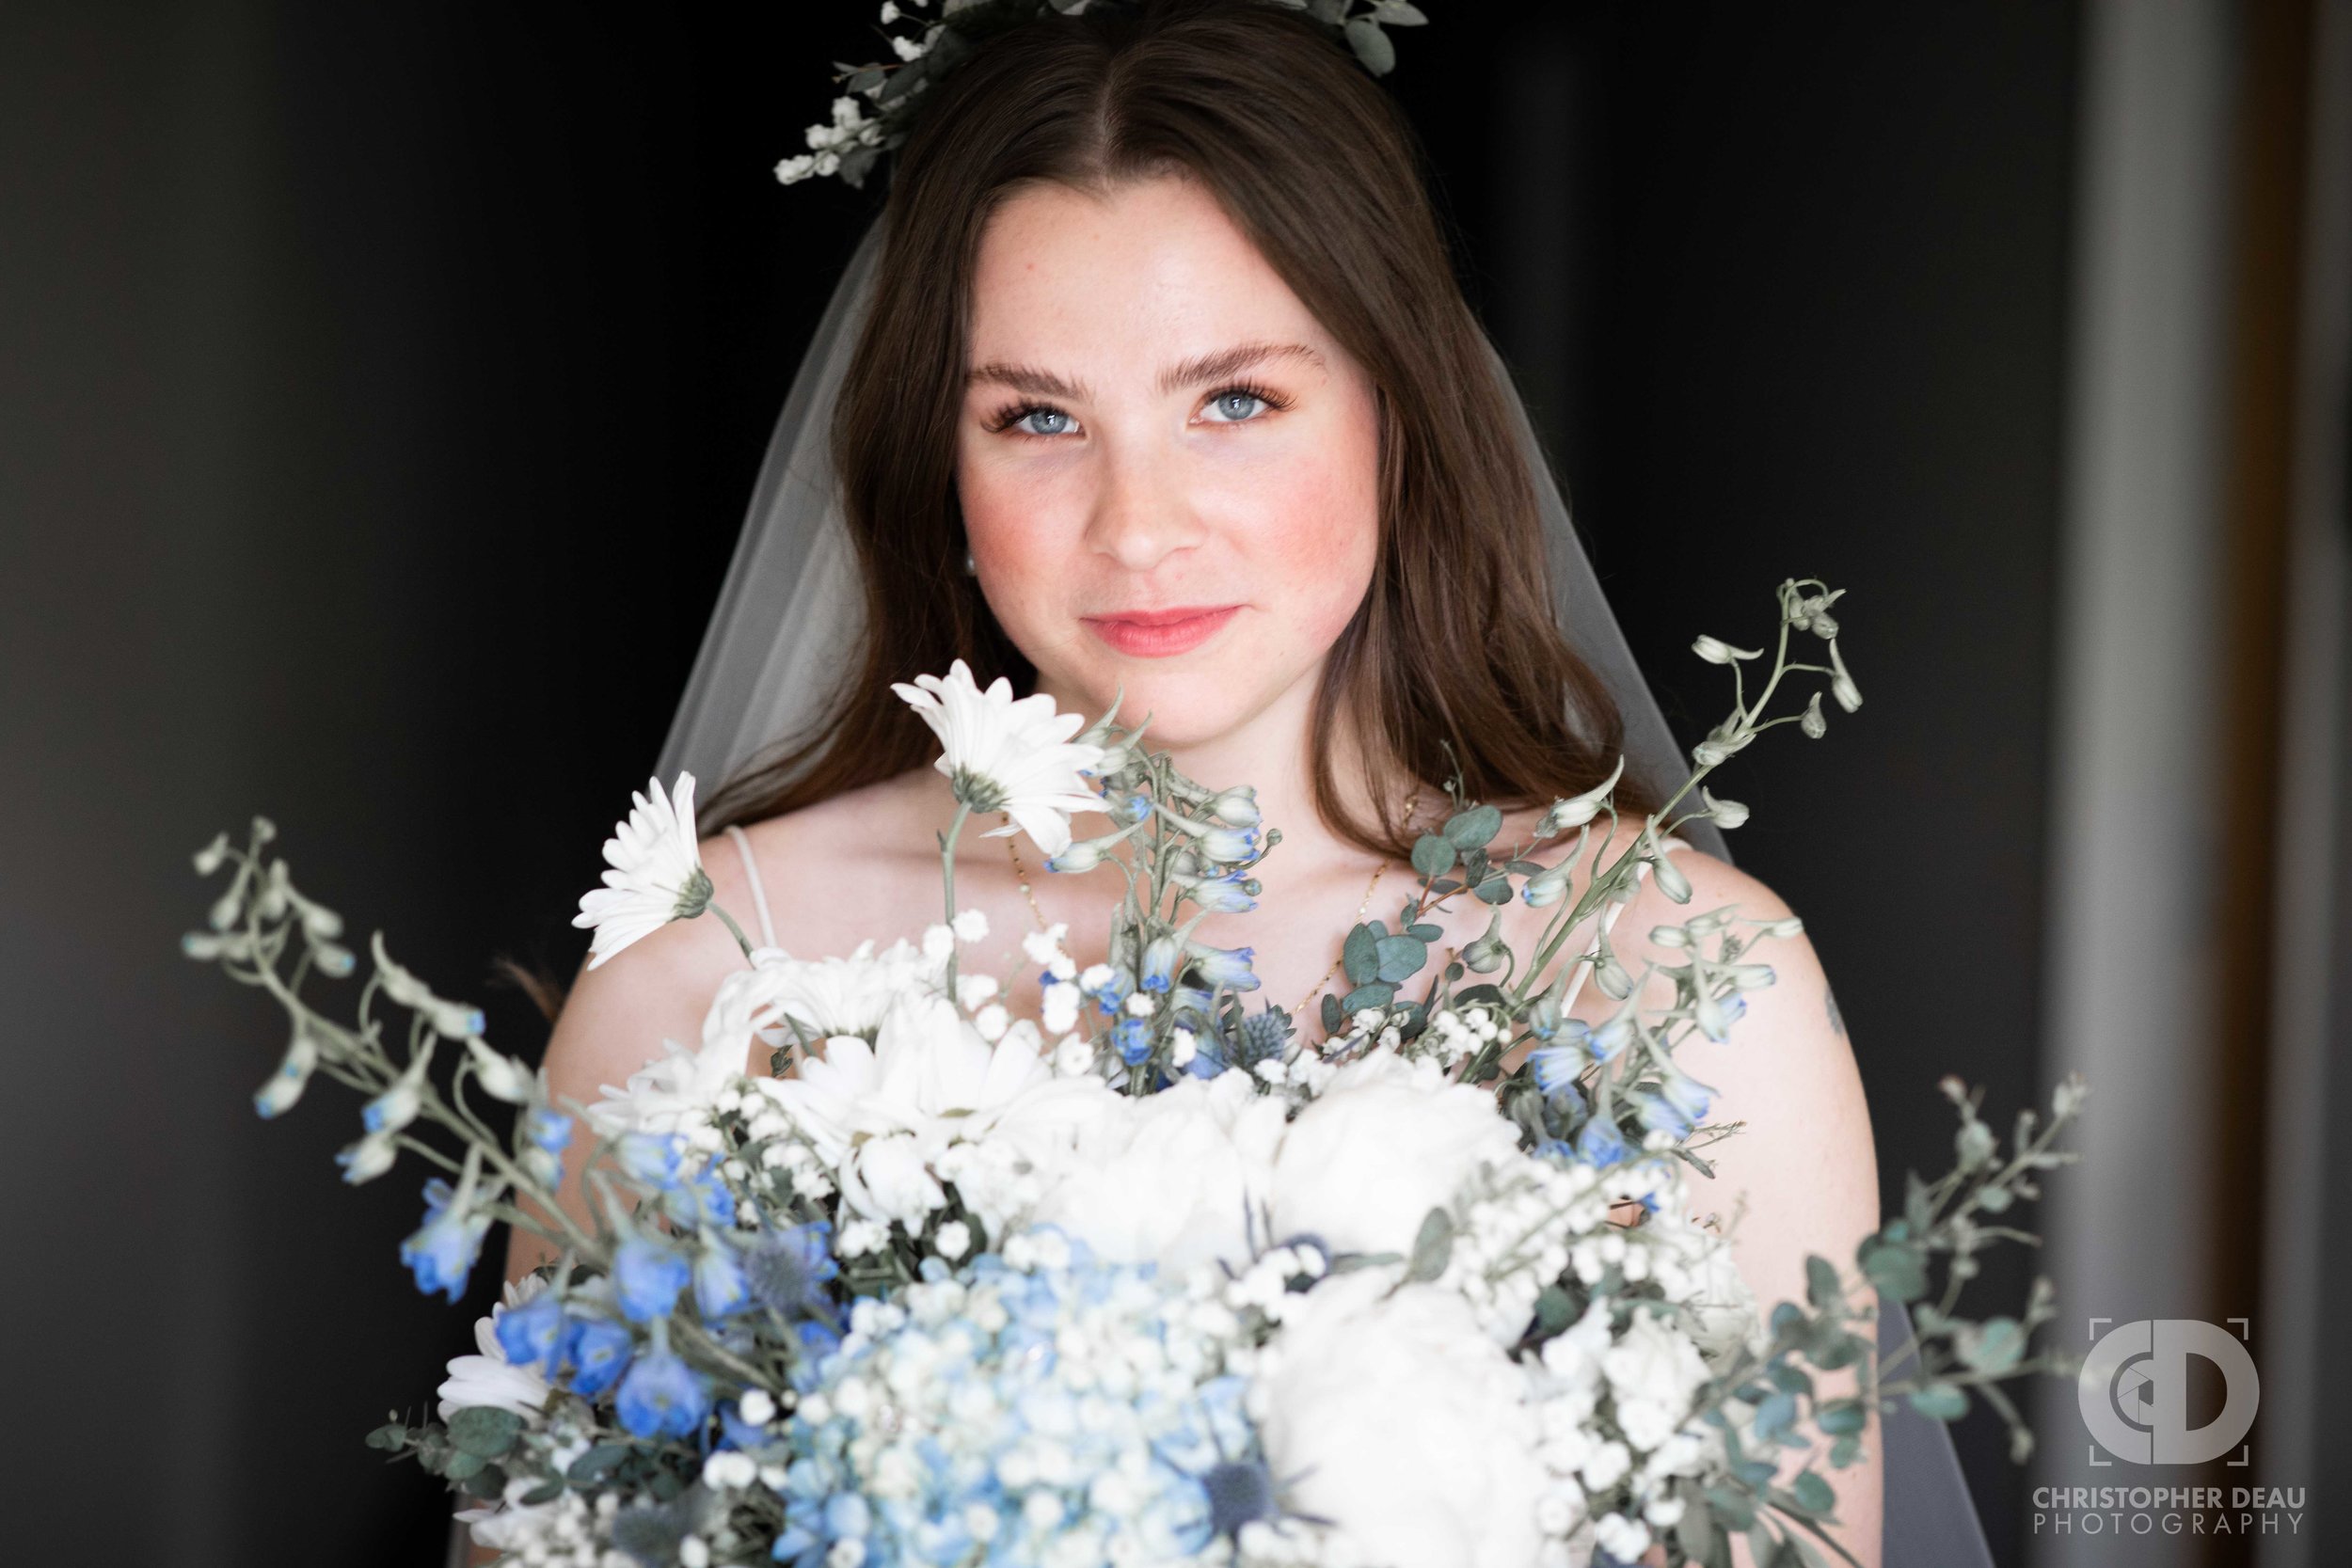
left=653, top=211, right=1728, bottom=864
left=642, top=210, right=1999, bottom=1568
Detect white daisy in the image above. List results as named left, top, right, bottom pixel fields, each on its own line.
left=572, top=772, right=710, bottom=968
left=436, top=1274, right=552, bottom=1421
left=889, top=660, right=1106, bottom=856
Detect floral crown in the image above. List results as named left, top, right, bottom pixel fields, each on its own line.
left=775, top=0, right=1432, bottom=188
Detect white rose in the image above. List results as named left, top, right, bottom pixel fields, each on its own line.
left=1032, top=1069, right=1284, bottom=1276
left=1256, top=1275, right=1547, bottom=1568
left=1269, top=1050, right=1522, bottom=1258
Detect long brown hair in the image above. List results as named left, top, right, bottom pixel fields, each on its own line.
left=705, top=0, right=1652, bottom=855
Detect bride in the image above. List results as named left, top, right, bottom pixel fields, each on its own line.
left=512, top=3, right=1883, bottom=1562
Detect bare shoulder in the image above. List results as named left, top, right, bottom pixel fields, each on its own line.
left=539, top=770, right=945, bottom=1104
left=704, top=767, right=952, bottom=959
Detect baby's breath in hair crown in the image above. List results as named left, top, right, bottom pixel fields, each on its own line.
left=776, top=0, right=1431, bottom=188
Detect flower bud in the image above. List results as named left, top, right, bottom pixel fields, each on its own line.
left=253, top=1026, right=319, bottom=1118
left=1692, top=635, right=1762, bottom=665
left=335, top=1131, right=398, bottom=1184
left=1199, top=825, right=1259, bottom=864
left=1045, top=839, right=1103, bottom=874
left=1594, top=953, right=1634, bottom=1000
left=1207, top=787, right=1262, bottom=828
left=1829, top=639, right=1863, bottom=713
left=1700, top=788, right=1749, bottom=830
left=258, top=860, right=292, bottom=922
left=1462, top=911, right=1508, bottom=974
left=1540, top=761, right=1623, bottom=835
left=192, top=832, right=230, bottom=877
left=465, top=1037, right=536, bottom=1104
left=1642, top=821, right=1692, bottom=905
left=1184, top=941, right=1260, bottom=992
left=428, top=999, right=487, bottom=1041
left=363, top=1053, right=430, bottom=1136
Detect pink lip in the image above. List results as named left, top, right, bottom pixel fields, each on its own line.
left=1081, top=604, right=1242, bottom=658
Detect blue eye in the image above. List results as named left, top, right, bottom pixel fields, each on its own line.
left=1015, top=407, right=1074, bottom=436
left=1205, top=388, right=1268, bottom=422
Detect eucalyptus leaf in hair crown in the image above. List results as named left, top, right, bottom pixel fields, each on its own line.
left=775, top=0, right=1432, bottom=188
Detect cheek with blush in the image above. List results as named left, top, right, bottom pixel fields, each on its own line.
left=1239, top=424, right=1381, bottom=660
left=958, top=469, right=1093, bottom=664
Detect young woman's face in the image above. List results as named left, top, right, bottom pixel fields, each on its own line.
left=957, top=174, right=1383, bottom=747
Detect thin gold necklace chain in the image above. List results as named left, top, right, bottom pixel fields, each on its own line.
left=1000, top=788, right=1423, bottom=1021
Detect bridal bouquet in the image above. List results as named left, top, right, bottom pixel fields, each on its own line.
left=185, top=578, right=2084, bottom=1568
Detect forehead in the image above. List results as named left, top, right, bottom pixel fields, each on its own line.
left=966, top=174, right=1329, bottom=372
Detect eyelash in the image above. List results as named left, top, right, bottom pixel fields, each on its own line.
left=982, top=380, right=1294, bottom=438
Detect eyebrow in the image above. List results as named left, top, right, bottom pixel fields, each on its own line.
left=965, top=340, right=1326, bottom=402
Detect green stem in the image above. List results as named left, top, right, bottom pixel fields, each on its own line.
left=707, top=900, right=758, bottom=963
left=939, top=799, right=974, bottom=995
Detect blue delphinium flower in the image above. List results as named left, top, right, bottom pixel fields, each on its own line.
left=564, top=1317, right=634, bottom=1397
left=398, top=1178, right=490, bottom=1302
left=744, top=1223, right=839, bottom=1322
left=1112, top=1017, right=1152, bottom=1065
left=524, top=1108, right=572, bottom=1154
left=614, top=1338, right=711, bottom=1439
left=1199, top=824, right=1258, bottom=863
left=1186, top=942, right=1259, bottom=992
left=665, top=1155, right=737, bottom=1230
left=613, top=1234, right=691, bottom=1322
left=1185, top=872, right=1257, bottom=914
left=694, top=1241, right=751, bottom=1319
left=1527, top=1041, right=1588, bottom=1097
left=494, top=1291, right=567, bottom=1375
left=1573, top=1116, right=1633, bottom=1167
left=1086, top=968, right=1133, bottom=1016
left=616, top=1132, right=689, bottom=1190
left=718, top=1399, right=777, bottom=1455
left=1140, top=934, right=1183, bottom=993
left=1634, top=1063, right=1714, bottom=1140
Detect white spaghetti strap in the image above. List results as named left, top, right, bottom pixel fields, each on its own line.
left=723, top=823, right=779, bottom=950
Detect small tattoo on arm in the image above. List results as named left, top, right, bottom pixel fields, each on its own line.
left=1825, top=986, right=1846, bottom=1037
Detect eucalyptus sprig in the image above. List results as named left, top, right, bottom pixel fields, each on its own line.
left=1665, top=1073, right=2089, bottom=1568
left=182, top=819, right=833, bottom=1509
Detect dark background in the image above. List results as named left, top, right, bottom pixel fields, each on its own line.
left=0, top=2, right=2129, bottom=1563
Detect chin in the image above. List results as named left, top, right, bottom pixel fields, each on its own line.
left=1051, top=654, right=1298, bottom=749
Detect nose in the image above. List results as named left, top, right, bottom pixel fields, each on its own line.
left=1082, top=431, right=1205, bottom=574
